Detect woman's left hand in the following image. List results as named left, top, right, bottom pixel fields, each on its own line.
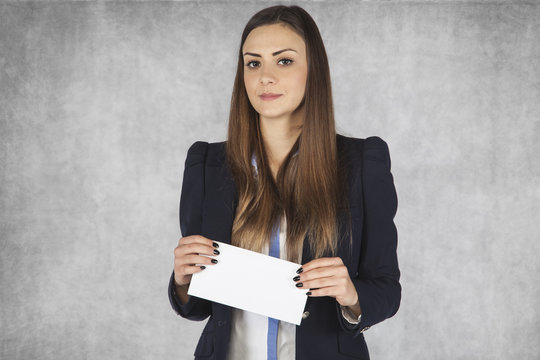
left=294, top=257, right=360, bottom=309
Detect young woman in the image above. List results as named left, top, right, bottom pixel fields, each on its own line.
left=168, top=5, right=400, bottom=360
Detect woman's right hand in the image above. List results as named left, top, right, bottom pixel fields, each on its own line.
left=173, top=235, right=220, bottom=287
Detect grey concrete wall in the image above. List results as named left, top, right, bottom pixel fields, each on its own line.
left=1, top=1, right=539, bottom=359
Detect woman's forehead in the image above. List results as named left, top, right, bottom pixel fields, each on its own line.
left=243, top=23, right=305, bottom=54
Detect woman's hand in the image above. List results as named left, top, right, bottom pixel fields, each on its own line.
left=173, top=235, right=220, bottom=287
left=294, top=257, right=361, bottom=312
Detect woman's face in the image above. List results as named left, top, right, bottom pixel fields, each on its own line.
left=242, top=23, right=308, bottom=123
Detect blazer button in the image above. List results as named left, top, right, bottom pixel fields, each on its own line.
left=218, top=320, right=227, bottom=326
left=302, top=311, right=310, bottom=319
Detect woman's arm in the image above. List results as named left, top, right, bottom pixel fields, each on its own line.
left=174, top=282, right=190, bottom=305
left=168, top=141, right=214, bottom=321
left=295, top=136, right=401, bottom=335
left=348, top=136, right=401, bottom=334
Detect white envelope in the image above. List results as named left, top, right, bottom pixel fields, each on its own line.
left=188, top=241, right=308, bottom=325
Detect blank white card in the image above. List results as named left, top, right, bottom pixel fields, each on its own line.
left=188, top=241, right=308, bottom=325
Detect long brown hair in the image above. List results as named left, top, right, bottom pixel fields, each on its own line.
left=226, top=5, right=348, bottom=261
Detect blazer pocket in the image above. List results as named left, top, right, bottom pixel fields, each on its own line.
left=337, top=331, right=369, bottom=359
left=194, top=331, right=214, bottom=359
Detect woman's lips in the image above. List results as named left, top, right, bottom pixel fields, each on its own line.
left=259, top=93, right=282, bottom=101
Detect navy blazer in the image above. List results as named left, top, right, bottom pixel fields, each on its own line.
left=168, top=134, right=401, bottom=360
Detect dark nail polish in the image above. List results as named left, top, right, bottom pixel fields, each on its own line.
left=200, top=265, right=206, bottom=270
left=213, top=249, right=220, bottom=255
left=296, top=283, right=303, bottom=288
left=211, top=259, right=218, bottom=264
left=293, top=276, right=300, bottom=282
left=213, top=242, right=219, bottom=248
left=306, top=291, right=312, bottom=296
left=296, top=267, right=303, bottom=274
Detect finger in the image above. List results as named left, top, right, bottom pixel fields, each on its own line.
left=175, top=242, right=219, bottom=257
left=297, top=276, right=343, bottom=291
left=306, top=285, right=339, bottom=298
left=298, top=257, right=343, bottom=273
left=178, top=264, right=208, bottom=276
left=295, top=266, right=342, bottom=282
left=178, top=235, right=218, bottom=248
left=175, top=254, right=219, bottom=267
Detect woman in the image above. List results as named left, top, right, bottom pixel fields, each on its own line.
left=168, top=5, right=400, bottom=360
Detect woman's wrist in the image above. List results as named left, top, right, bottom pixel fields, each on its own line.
left=347, top=301, right=362, bottom=318
left=344, top=291, right=361, bottom=317
left=173, top=280, right=191, bottom=305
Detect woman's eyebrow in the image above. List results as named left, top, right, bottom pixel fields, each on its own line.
left=243, top=48, right=297, bottom=57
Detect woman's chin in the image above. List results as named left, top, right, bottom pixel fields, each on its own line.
left=256, top=111, right=288, bottom=121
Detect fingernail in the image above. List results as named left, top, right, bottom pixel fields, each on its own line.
left=213, top=242, right=219, bottom=248
left=293, top=276, right=300, bottom=282
left=211, top=259, right=218, bottom=264
left=306, top=291, right=312, bottom=296
left=213, top=249, right=220, bottom=255
left=200, top=265, right=206, bottom=270
left=296, top=283, right=303, bottom=288
left=296, top=267, right=303, bottom=274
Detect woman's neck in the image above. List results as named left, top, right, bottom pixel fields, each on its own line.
left=259, top=109, right=303, bottom=178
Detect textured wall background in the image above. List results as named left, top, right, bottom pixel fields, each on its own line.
left=1, top=1, right=539, bottom=359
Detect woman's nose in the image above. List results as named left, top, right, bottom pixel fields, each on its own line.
left=259, top=66, right=276, bottom=85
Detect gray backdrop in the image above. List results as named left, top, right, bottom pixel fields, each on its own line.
left=1, top=1, right=539, bottom=359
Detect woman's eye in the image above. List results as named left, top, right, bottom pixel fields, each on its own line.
left=246, top=61, right=260, bottom=68
left=245, top=58, right=293, bottom=68
left=278, top=58, right=293, bottom=66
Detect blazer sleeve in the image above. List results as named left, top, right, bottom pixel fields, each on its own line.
left=168, top=141, right=213, bottom=321
left=338, top=136, right=401, bottom=337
